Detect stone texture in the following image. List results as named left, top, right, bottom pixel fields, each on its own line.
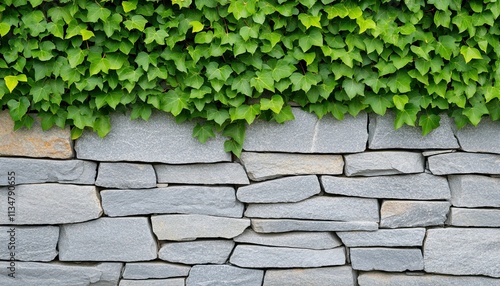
left=151, top=214, right=250, bottom=241
left=0, top=111, right=73, bottom=159
left=344, top=151, right=425, bottom=176
left=337, top=228, right=426, bottom=247
left=448, top=208, right=500, bottom=227
left=422, top=150, right=456, bottom=156
left=0, top=184, right=102, bottom=225
left=158, top=240, right=234, bottom=264
left=230, top=245, right=345, bottom=268
left=96, top=162, right=156, bottom=189
left=380, top=200, right=450, bottom=228
left=0, top=226, right=58, bottom=261
left=358, top=272, right=500, bottom=286
left=350, top=247, right=424, bottom=271
left=240, top=152, right=343, bottom=181
left=252, top=219, right=379, bottom=233
left=186, top=265, right=264, bottom=286
left=155, top=163, right=249, bottom=185
left=368, top=112, right=459, bottom=149
left=101, top=186, right=243, bottom=218
left=244, top=108, right=368, bottom=153
left=454, top=118, right=500, bottom=154
left=428, top=152, right=500, bottom=175
left=0, top=158, right=96, bottom=186
left=119, top=279, right=185, bottom=286
left=263, top=266, right=355, bottom=286
left=234, top=229, right=342, bottom=249
left=322, top=173, right=450, bottom=200
left=237, top=175, right=320, bottom=203
left=75, top=111, right=230, bottom=163
left=424, top=228, right=500, bottom=277
left=449, top=175, right=500, bottom=207
left=59, top=217, right=157, bottom=262
left=123, top=262, right=190, bottom=279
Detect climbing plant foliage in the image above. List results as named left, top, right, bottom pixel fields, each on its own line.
left=1, top=0, right=500, bottom=155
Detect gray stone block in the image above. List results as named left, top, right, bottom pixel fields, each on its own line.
left=380, top=200, right=450, bottom=228
left=151, top=214, right=250, bottom=241
left=449, top=175, right=500, bottom=207
left=428, top=152, right=500, bottom=175
left=234, top=229, right=342, bottom=249
left=155, top=163, right=249, bottom=185
left=263, top=266, right=355, bottom=286
left=75, top=112, right=230, bottom=163
left=322, top=173, right=450, bottom=200
left=344, top=151, right=425, bottom=176
left=422, top=150, right=456, bottom=156
left=337, top=228, right=426, bottom=247
left=123, top=262, right=190, bottom=279
left=424, top=228, right=500, bottom=277
left=101, top=186, right=243, bottom=218
left=0, top=226, right=58, bottom=261
left=251, top=219, right=378, bottom=233
left=237, top=175, right=320, bottom=203
left=240, top=152, right=343, bottom=181
left=186, top=265, right=263, bottom=286
left=59, top=217, right=157, bottom=262
left=358, top=271, right=500, bottom=286
left=158, top=240, right=234, bottom=264
left=230, top=245, right=345, bottom=268
left=0, top=184, right=102, bottom=225
left=244, top=108, right=367, bottom=153
left=119, top=279, right=185, bottom=286
left=454, top=118, right=500, bottom=154
left=96, top=162, right=156, bottom=189
left=350, top=247, right=424, bottom=271
left=448, top=208, right=500, bottom=227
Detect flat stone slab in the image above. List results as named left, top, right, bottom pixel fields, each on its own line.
left=158, top=240, right=234, bottom=265
left=230, top=245, right=345, bottom=268
left=155, top=163, right=249, bottom=185
left=0, top=226, right=58, bottom=261
left=234, top=229, right=342, bottom=249
left=186, top=265, right=263, bottom=286
left=122, top=262, right=190, bottom=279
left=237, top=175, right=320, bottom=203
left=0, top=184, right=102, bottom=225
left=59, top=217, right=157, bottom=262
left=244, top=108, right=367, bottom=153
left=424, top=228, right=500, bottom=277
left=252, top=219, right=378, bottom=233
left=380, top=200, right=450, bottom=228
left=322, top=173, right=450, bottom=200
left=240, top=152, right=343, bottom=181
left=337, top=228, right=426, bottom=247
left=428, top=152, right=500, bottom=175
left=454, top=118, right=500, bottom=154
left=75, top=112, right=230, bottom=164
left=96, top=163, right=156, bottom=189
left=151, top=214, right=250, bottom=241
left=119, top=279, right=185, bottom=286
left=358, top=271, right=500, bottom=286
left=263, top=266, right=355, bottom=286
left=344, top=151, right=425, bottom=176
left=350, top=247, right=424, bottom=271
left=101, top=186, right=243, bottom=218
left=448, top=208, right=500, bottom=227
left=449, top=175, right=500, bottom=207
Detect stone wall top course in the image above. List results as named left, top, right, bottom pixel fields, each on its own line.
left=428, top=152, right=500, bottom=175
left=454, top=118, right=500, bottom=154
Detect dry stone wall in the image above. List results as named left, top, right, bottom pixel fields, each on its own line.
left=0, top=108, right=499, bottom=286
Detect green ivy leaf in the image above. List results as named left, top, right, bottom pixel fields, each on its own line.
left=87, top=3, right=111, bottom=23
left=124, top=15, right=148, bottom=31
left=460, top=46, right=483, bottom=63
left=260, top=95, right=284, bottom=113
left=394, top=103, right=420, bottom=129
left=94, top=115, right=111, bottom=138
left=0, top=22, right=10, bottom=37
left=342, top=79, right=365, bottom=99
left=298, top=14, right=322, bottom=29
left=122, top=0, right=138, bottom=13
left=193, top=123, right=216, bottom=143
left=463, top=102, right=489, bottom=125
left=229, top=104, right=261, bottom=124
left=162, top=90, right=189, bottom=116
left=298, top=28, right=323, bottom=52
left=419, top=112, right=441, bottom=135
left=7, top=97, right=30, bottom=121
left=4, top=74, right=27, bottom=93
left=363, top=94, right=393, bottom=115
left=251, top=70, right=275, bottom=93
left=393, top=95, right=409, bottom=111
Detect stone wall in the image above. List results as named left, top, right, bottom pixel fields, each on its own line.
left=0, top=109, right=499, bottom=286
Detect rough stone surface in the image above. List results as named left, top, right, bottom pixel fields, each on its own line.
left=151, top=214, right=250, bottom=241
left=234, top=229, right=342, bottom=249
left=380, top=200, right=450, bottom=228
left=75, top=112, right=230, bottom=163
left=123, top=262, right=190, bottom=279
left=240, top=152, right=344, bottom=181
left=337, top=228, right=426, bottom=247
left=0, top=226, right=58, bottom=261
left=322, top=173, right=450, bottom=200
left=449, top=175, right=500, bottom=207
left=263, top=266, right=355, bottom=286
left=350, top=248, right=424, bottom=271
left=59, top=217, right=157, bottom=262
left=252, top=219, right=379, bottom=233
left=236, top=175, right=320, bottom=203
left=448, top=208, right=500, bottom=227
left=155, top=163, right=249, bottom=185
left=244, top=108, right=367, bottom=153
left=428, top=152, right=500, bottom=175
left=101, top=186, right=243, bottom=218
left=119, top=279, right=185, bottom=286
left=0, top=184, right=102, bottom=224
left=158, top=240, right=234, bottom=264
left=186, top=265, right=264, bottom=286
left=344, top=151, right=425, bottom=176
left=424, top=228, right=500, bottom=277
left=230, top=245, right=345, bottom=268
left=454, top=118, right=500, bottom=154
left=358, top=272, right=500, bottom=286
left=96, top=163, right=156, bottom=189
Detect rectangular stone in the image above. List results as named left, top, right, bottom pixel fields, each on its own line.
left=454, top=118, right=500, bottom=154
left=119, top=279, right=185, bottom=286
left=0, top=226, right=58, bottom=261
left=428, top=152, right=500, bottom=175
left=448, top=208, right=500, bottom=227
left=380, top=200, right=450, bottom=228
left=263, top=266, right=355, bottom=286
left=155, top=163, right=249, bottom=185
left=186, top=265, right=263, bottom=286
left=344, top=151, right=424, bottom=176
left=96, top=163, right=156, bottom=189
left=252, top=219, right=378, bottom=233
left=158, top=240, right=234, bottom=265
left=350, top=247, right=424, bottom=272
left=234, top=229, right=342, bottom=249
left=122, top=262, right=190, bottom=279
left=358, top=272, right=500, bottom=286
left=336, top=228, right=426, bottom=247
left=449, top=175, right=500, bottom=207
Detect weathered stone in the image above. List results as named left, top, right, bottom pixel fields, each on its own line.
left=337, top=228, right=426, bottom=247
left=322, top=174, right=450, bottom=200
left=234, top=229, right=342, bottom=249
left=96, top=162, right=156, bottom=189
left=0, top=226, right=58, bottom=261
left=422, top=150, right=456, bottom=156
left=101, top=186, right=243, bottom=218
left=252, top=219, right=378, bottom=233
left=449, top=175, right=500, bottom=207
left=119, top=279, right=185, bottom=286
left=237, top=175, right=320, bottom=203
left=0, top=158, right=96, bottom=186
left=448, top=208, right=500, bottom=227
left=59, top=217, right=157, bottom=262
left=186, top=265, right=264, bottom=286
left=380, top=200, right=450, bottom=228
left=240, top=152, right=343, bottom=181
left=263, top=266, right=355, bottom=286
left=350, top=248, right=424, bottom=271
left=155, top=163, right=249, bottom=185
left=75, top=111, right=230, bottom=163
left=424, top=228, right=500, bottom=277
left=158, top=240, right=234, bottom=264
left=244, top=108, right=367, bottom=153
left=123, top=262, right=190, bottom=279
left=0, top=184, right=102, bottom=225
left=454, top=118, right=500, bottom=154
left=0, top=111, right=73, bottom=159
left=151, top=214, right=250, bottom=241
left=358, top=272, right=500, bottom=286
left=344, top=151, right=424, bottom=176
left=230, top=245, right=345, bottom=268
left=428, top=152, right=500, bottom=175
